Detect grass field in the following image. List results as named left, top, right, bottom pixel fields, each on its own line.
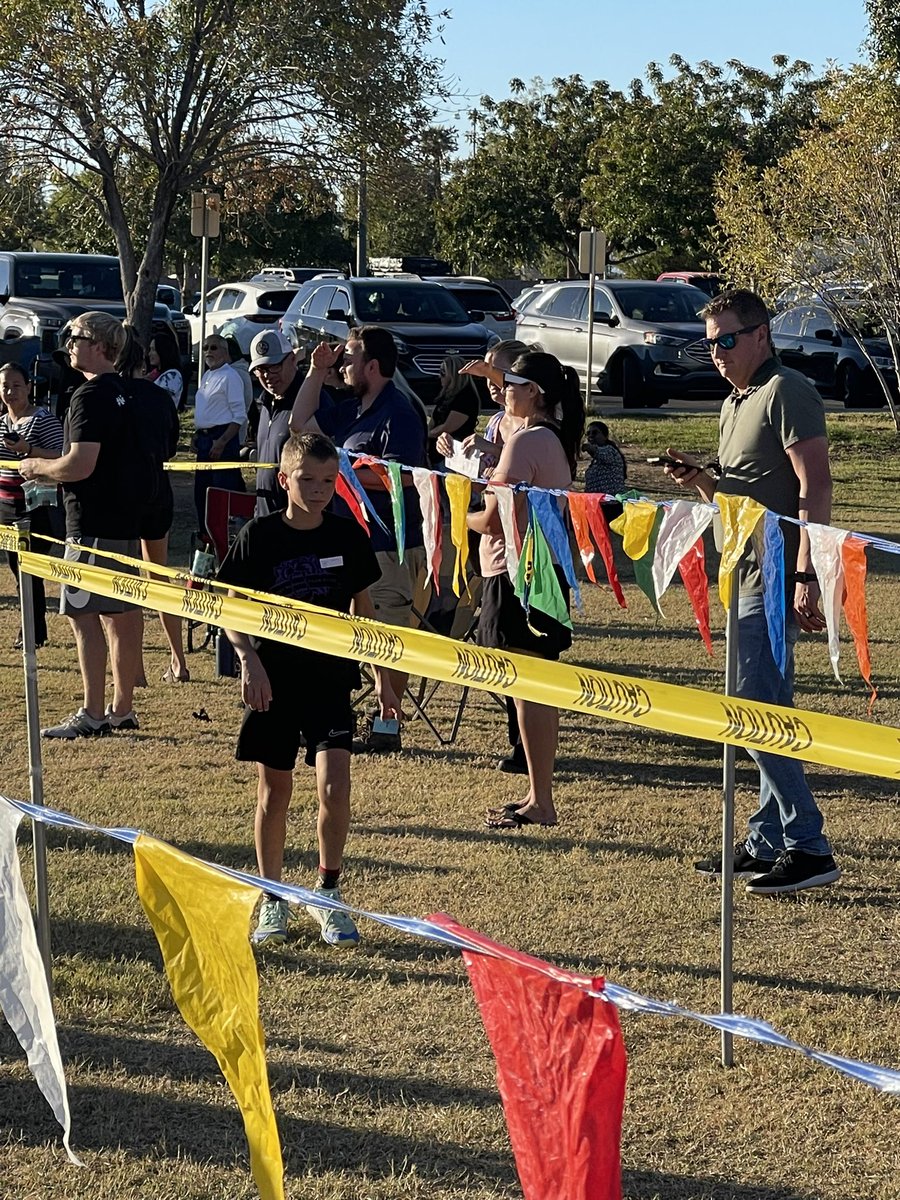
left=1, top=411, right=899, bottom=1200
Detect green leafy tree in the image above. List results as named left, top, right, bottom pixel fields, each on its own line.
left=364, top=125, right=457, bottom=258
left=714, top=66, right=900, bottom=428
left=2, top=0, right=444, bottom=339
left=0, top=145, right=49, bottom=248
left=866, top=0, right=900, bottom=64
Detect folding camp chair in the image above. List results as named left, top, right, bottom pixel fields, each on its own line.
left=185, top=488, right=256, bottom=670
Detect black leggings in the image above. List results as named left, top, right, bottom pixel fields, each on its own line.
left=1, top=502, right=60, bottom=644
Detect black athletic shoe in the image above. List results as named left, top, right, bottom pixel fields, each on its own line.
left=694, top=841, right=776, bottom=879
left=745, top=850, right=841, bottom=896
left=497, top=744, right=528, bottom=774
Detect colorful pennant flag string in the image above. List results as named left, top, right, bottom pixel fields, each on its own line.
left=444, top=473, right=471, bottom=597
left=528, top=491, right=581, bottom=610
left=807, top=523, right=848, bottom=682
left=411, top=467, right=442, bottom=591
left=715, top=494, right=766, bottom=609
left=761, top=511, right=787, bottom=676
left=385, top=462, right=406, bottom=564
left=840, top=536, right=877, bottom=711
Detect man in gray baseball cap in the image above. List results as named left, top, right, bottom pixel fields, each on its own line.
left=249, top=330, right=300, bottom=515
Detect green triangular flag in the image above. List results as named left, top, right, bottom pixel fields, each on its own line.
left=515, top=514, right=573, bottom=630
left=385, top=461, right=406, bottom=563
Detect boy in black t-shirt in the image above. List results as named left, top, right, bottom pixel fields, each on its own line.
left=218, top=432, right=400, bottom=947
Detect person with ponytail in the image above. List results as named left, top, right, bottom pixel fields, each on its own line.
left=464, top=351, right=585, bottom=829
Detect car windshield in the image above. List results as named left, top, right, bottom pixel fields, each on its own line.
left=608, top=284, right=706, bottom=323
left=257, top=290, right=296, bottom=312
left=449, top=287, right=510, bottom=313
left=352, top=284, right=470, bottom=324
left=13, top=258, right=124, bottom=301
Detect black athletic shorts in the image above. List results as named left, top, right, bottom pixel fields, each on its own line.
left=235, top=665, right=356, bottom=771
left=478, top=570, right=572, bottom=662
left=139, top=494, right=174, bottom=542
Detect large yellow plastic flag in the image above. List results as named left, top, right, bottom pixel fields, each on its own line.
left=609, top=500, right=659, bottom=560
left=133, top=835, right=284, bottom=1200
left=716, top=494, right=766, bottom=609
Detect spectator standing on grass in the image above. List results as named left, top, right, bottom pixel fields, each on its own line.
left=436, top=339, right=535, bottom=775
left=426, top=355, right=480, bottom=467
left=20, top=312, right=147, bottom=738
left=0, top=362, right=64, bottom=648
left=290, top=326, right=428, bottom=754
left=193, top=333, right=245, bottom=533
left=666, top=288, right=840, bottom=896
left=582, top=420, right=626, bottom=522
left=146, top=330, right=184, bottom=410
left=116, top=328, right=186, bottom=684
left=218, top=432, right=400, bottom=947
left=249, top=330, right=303, bottom=517
left=464, top=351, right=585, bottom=830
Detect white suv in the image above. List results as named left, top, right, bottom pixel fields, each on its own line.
left=187, top=280, right=299, bottom=355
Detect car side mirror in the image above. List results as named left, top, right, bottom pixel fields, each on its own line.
left=191, top=303, right=202, bottom=316
left=326, top=309, right=351, bottom=323
left=467, top=309, right=485, bottom=322
left=3, top=326, right=23, bottom=341
left=594, top=311, right=616, bottom=326
left=814, top=328, right=839, bottom=344
left=0, top=292, right=9, bottom=305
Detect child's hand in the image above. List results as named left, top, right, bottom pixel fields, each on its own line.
left=376, top=681, right=403, bottom=722
left=239, top=651, right=272, bottom=711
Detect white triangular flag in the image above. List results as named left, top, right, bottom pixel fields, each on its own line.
left=806, top=523, right=847, bottom=682
left=651, top=500, right=713, bottom=603
left=494, top=487, right=520, bottom=582
left=412, top=467, right=440, bottom=587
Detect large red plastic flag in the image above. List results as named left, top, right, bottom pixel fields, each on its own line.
left=429, top=915, right=626, bottom=1200
left=574, top=493, right=627, bottom=608
left=678, top=536, right=714, bottom=654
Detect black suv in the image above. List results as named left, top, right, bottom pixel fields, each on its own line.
left=0, top=252, right=190, bottom=398
left=770, top=304, right=895, bottom=408
left=281, top=276, right=496, bottom=400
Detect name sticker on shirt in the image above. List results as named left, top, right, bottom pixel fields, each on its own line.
left=320, top=556, right=344, bottom=568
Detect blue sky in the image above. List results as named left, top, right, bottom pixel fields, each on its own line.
left=434, top=0, right=870, bottom=147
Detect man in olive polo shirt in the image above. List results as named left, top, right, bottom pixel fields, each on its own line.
left=666, top=288, right=840, bottom=896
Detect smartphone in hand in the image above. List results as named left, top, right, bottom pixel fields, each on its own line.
left=646, top=455, right=679, bottom=468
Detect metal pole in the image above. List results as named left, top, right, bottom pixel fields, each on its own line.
left=585, top=226, right=597, bottom=409
left=16, top=520, right=53, bottom=993
left=720, top=572, right=740, bottom=1067
left=197, top=201, right=210, bottom=381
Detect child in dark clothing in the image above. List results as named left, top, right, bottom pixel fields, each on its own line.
left=218, top=432, right=400, bottom=947
left=582, top=421, right=627, bottom=520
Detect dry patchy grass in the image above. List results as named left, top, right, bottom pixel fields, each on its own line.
left=1, top=414, right=899, bottom=1200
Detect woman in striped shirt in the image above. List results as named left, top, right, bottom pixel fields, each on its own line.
left=0, top=363, right=64, bottom=646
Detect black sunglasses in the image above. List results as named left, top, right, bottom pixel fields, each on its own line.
left=64, top=332, right=95, bottom=346
left=700, top=324, right=764, bottom=351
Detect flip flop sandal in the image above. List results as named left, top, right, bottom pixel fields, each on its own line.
left=484, top=810, right=557, bottom=830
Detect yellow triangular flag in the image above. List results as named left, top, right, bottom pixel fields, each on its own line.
left=716, top=494, right=766, bottom=609
left=609, top=500, right=659, bottom=560
left=444, top=472, right=472, bottom=596
left=133, top=836, right=284, bottom=1200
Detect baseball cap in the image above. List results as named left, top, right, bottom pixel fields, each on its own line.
left=249, top=330, right=293, bottom=370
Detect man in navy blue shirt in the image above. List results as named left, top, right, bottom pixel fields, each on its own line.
left=290, top=326, right=428, bottom=751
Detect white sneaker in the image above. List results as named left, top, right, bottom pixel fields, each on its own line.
left=105, top=705, right=140, bottom=731
left=42, top=708, right=111, bottom=739
left=251, top=898, right=289, bottom=945
left=305, top=885, right=360, bottom=947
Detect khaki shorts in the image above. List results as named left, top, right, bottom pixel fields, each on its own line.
left=371, top=546, right=426, bottom=628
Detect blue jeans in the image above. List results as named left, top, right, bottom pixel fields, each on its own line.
left=736, top=594, right=831, bottom=857
left=194, top=427, right=245, bottom=532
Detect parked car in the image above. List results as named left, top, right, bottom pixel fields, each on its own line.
left=770, top=304, right=894, bottom=407
left=187, top=279, right=299, bottom=355
left=509, top=283, right=551, bottom=317
left=281, top=276, right=496, bottom=400
left=656, top=271, right=728, bottom=297
left=252, top=266, right=343, bottom=285
left=424, top=277, right=516, bottom=340
left=515, top=278, right=727, bottom=407
left=0, top=251, right=187, bottom=400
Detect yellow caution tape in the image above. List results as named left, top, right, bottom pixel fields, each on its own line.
left=15, top=542, right=900, bottom=781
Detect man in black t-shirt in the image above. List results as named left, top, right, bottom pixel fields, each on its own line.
left=218, top=431, right=400, bottom=948
left=20, top=312, right=146, bottom=740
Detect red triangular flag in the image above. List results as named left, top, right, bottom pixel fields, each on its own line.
left=335, top=473, right=369, bottom=534
left=678, top=536, right=713, bottom=654
left=429, top=915, right=626, bottom=1200
left=581, top=494, right=627, bottom=608
left=567, top=492, right=599, bottom=583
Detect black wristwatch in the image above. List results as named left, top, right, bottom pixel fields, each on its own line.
left=793, top=571, right=817, bottom=583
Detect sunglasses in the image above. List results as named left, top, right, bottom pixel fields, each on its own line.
left=65, top=332, right=94, bottom=346
left=503, top=371, right=545, bottom=393
left=700, top=324, right=764, bottom=351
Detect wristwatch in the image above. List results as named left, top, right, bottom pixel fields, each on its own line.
left=793, top=571, right=817, bottom=583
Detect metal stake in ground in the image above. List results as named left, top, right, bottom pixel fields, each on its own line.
left=16, top=519, right=53, bottom=993
left=720, top=569, right=740, bottom=1068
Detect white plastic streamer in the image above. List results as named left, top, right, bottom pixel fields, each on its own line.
left=495, top=487, right=520, bottom=582
left=651, top=501, right=714, bottom=604
left=411, top=467, right=440, bottom=587
left=0, top=802, right=83, bottom=1166
left=806, top=523, right=848, bottom=682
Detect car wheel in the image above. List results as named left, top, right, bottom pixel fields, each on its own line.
left=621, top=354, right=648, bottom=408
left=838, top=362, right=870, bottom=408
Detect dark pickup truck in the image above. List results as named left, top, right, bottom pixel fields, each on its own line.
left=0, top=251, right=191, bottom=400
